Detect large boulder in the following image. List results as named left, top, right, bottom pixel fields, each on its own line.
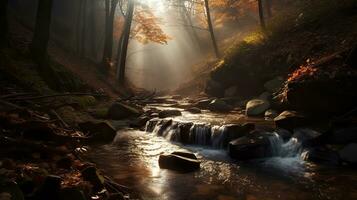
left=326, top=127, right=357, bottom=145
left=205, top=79, right=225, bottom=97
left=228, top=132, right=274, bottom=160
left=264, top=76, right=284, bottom=93
left=217, top=123, right=255, bottom=148
left=224, top=86, right=238, bottom=97
left=304, top=147, right=340, bottom=165
left=158, top=110, right=182, bottom=118
left=208, top=99, right=233, bottom=112
left=245, top=99, right=270, bottom=116
left=79, top=121, right=117, bottom=143
left=285, top=74, right=357, bottom=115
left=274, top=111, right=307, bottom=131
left=339, top=143, right=357, bottom=164
left=158, top=152, right=200, bottom=172
left=107, top=102, right=141, bottom=120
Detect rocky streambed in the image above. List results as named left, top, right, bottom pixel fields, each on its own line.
left=87, top=96, right=357, bottom=200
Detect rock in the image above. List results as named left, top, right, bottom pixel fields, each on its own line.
left=195, top=99, right=213, bottom=109
left=81, top=166, right=104, bottom=193
left=259, top=92, right=272, bottom=101
left=326, top=127, right=357, bottom=145
left=285, top=76, right=357, bottom=114
left=129, top=116, right=150, bottom=128
left=0, top=182, right=24, bottom=200
left=158, top=110, right=182, bottom=118
left=37, top=175, right=62, bottom=200
left=228, top=132, right=273, bottom=160
left=264, top=76, right=284, bottom=93
left=275, top=129, right=293, bottom=141
left=220, top=123, right=255, bottom=147
left=145, top=119, right=159, bottom=132
left=177, top=122, right=194, bottom=143
left=185, top=107, right=201, bottom=114
left=172, top=95, right=182, bottom=100
left=208, top=99, right=233, bottom=112
left=56, top=156, right=73, bottom=170
left=245, top=99, right=270, bottom=116
left=79, top=121, right=117, bottom=143
left=59, top=188, right=86, bottom=200
left=274, top=111, right=306, bottom=131
left=155, top=119, right=173, bottom=136
left=293, top=128, right=322, bottom=147
left=158, top=153, right=200, bottom=172
left=22, top=121, right=54, bottom=141
left=107, top=102, right=141, bottom=120
left=205, top=79, right=225, bottom=97
left=339, top=143, right=357, bottom=164
left=265, top=109, right=278, bottom=119
left=171, top=150, right=197, bottom=160
left=224, top=86, right=238, bottom=97
left=304, top=147, right=340, bottom=165
left=107, top=193, right=125, bottom=200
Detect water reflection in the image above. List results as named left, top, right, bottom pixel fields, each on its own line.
left=88, top=129, right=357, bottom=200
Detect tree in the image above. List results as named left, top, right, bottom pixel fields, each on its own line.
left=102, top=0, right=119, bottom=73
left=204, top=0, right=220, bottom=58
left=30, top=0, right=63, bottom=90
left=258, top=0, right=266, bottom=29
left=266, top=0, right=272, bottom=18
left=0, top=0, right=9, bottom=48
left=76, top=0, right=88, bottom=57
left=30, top=0, right=53, bottom=64
left=117, top=0, right=135, bottom=83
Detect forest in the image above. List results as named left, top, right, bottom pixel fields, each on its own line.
left=0, top=0, right=357, bottom=199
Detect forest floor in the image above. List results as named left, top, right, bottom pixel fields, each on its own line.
left=0, top=17, right=146, bottom=200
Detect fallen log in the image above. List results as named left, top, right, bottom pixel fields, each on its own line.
left=7, top=92, right=106, bottom=101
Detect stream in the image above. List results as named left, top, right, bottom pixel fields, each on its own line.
left=88, top=100, right=357, bottom=200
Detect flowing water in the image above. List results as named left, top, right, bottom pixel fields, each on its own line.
left=88, top=103, right=357, bottom=200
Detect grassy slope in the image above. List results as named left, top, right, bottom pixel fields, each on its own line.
left=208, top=0, right=357, bottom=98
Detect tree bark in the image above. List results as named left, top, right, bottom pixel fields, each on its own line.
left=102, top=0, right=119, bottom=72
left=258, top=0, right=266, bottom=30
left=204, top=0, right=220, bottom=58
left=0, top=0, right=9, bottom=48
left=117, top=0, right=135, bottom=83
left=80, top=0, right=87, bottom=57
left=30, top=0, right=53, bottom=64
left=266, top=0, right=272, bottom=18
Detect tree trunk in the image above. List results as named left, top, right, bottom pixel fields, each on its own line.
left=117, top=0, right=135, bottom=83
left=30, top=0, right=63, bottom=91
left=266, top=0, right=272, bottom=18
left=204, top=0, right=220, bottom=58
left=0, top=0, right=9, bottom=48
left=258, top=0, right=266, bottom=30
left=30, top=0, right=53, bottom=64
left=80, top=0, right=87, bottom=57
left=102, top=0, right=119, bottom=72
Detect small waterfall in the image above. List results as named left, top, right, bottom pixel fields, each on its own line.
left=268, top=133, right=303, bottom=158
left=145, top=119, right=306, bottom=159
left=145, top=119, right=231, bottom=149
left=211, top=125, right=227, bottom=149
left=189, top=124, right=212, bottom=146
